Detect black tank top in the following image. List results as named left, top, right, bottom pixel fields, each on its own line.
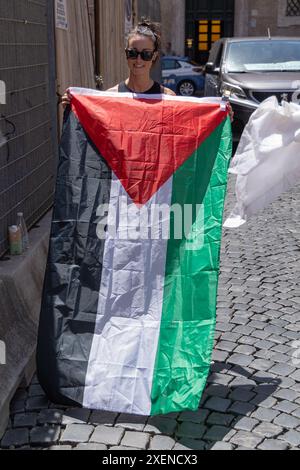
left=118, top=81, right=162, bottom=94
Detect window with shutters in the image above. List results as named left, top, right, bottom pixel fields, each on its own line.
left=278, top=0, right=300, bottom=25
left=286, top=0, right=300, bottom=16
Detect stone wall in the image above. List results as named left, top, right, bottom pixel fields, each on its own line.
left=235, top=0, right=300, bottom=37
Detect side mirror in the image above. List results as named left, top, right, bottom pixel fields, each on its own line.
left=204, top=62, right=220, bottom=75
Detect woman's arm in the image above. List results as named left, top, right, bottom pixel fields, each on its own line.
left=162, top=86, right=176, bottom=96
left=106, top=85, right=119, bottom=92
left=228, top=104, right=234, bottom=123
left=61, top=90, right=71, bottom=109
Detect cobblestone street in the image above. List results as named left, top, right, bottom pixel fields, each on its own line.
left=1, top=175, right=300, bottom=451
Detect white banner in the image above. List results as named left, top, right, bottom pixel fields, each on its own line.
left=0, top=340, right=6, bottom=365
left=0, top=80, right=6, bottom=104
left=224, top=96, right=300, bottom=228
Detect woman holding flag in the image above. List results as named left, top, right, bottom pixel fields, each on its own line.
left=38, top=18, right=234, bottom=417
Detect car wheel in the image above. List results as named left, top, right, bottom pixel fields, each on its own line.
left=178, top=80, right=195, bottom=96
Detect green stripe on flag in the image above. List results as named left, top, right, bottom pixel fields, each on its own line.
left=151, top=117, right=232, bottom=415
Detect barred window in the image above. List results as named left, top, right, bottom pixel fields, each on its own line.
left=286, top=0, right=300, bottom=16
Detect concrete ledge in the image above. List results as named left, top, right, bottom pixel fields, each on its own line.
left=0, top=211, right=52, bottom=438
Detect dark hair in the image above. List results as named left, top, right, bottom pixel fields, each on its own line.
left=127, top=18, right=161, bottom=54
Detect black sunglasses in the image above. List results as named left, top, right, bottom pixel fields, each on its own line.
left=125, top=48, right=156, bottom=61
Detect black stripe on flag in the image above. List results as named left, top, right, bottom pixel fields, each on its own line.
left=37, top=108, right=112, bottom=406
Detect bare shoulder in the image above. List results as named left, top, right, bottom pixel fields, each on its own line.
left=106, top=84, right=119, bottom=92
left=162, top=86, right=176, bottom=96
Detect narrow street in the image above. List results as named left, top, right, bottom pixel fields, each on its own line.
left=1, top=175, right=300, bottom=451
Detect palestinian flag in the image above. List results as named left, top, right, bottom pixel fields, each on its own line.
left=37, top=88, right=232, bottom=416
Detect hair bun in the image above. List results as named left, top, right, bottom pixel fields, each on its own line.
left=138, top=17, right=161, bottom=37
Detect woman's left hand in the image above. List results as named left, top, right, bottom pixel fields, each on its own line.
left=228, top=104, right=234, bottom=123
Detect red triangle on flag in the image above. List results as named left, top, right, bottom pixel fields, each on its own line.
left=71, top=94, right=227, bottom=206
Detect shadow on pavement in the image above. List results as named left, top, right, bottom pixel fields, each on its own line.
left=1, top=363, right=281, bottom=450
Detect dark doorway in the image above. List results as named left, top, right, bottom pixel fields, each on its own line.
left=185, top=0, right=235, bottom=64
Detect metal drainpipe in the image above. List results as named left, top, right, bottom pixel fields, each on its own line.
left=47, top=0, right=59, bottom=158
left=94, top=0, right=103, bottom=90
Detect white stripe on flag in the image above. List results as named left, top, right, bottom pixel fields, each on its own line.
left=69, top=86, right=224, bottom=105
left=83, top=173, right=172, bottom=414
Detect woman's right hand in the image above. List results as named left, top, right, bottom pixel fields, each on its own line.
left=61, top=90, right=71, bottom=109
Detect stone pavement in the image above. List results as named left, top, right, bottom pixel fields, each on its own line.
left=1, top=175, right=300, bottom=451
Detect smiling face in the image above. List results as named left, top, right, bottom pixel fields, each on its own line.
left=126, top=34, right=158, bottom=77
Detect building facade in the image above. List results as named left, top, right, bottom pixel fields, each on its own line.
left=161, top=0, right=300, bottom=64
left=235, top=0, right=300, bottom=37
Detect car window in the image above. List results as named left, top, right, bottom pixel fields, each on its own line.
left=215, top=44, right=224, bottom=68
left=178, top=61, right=190, bottom=68
left=226, top=40, right=300, bottom=72
left=163, top=59, right=180, bottom=70
left=208, top=41, right=223, bottom=65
